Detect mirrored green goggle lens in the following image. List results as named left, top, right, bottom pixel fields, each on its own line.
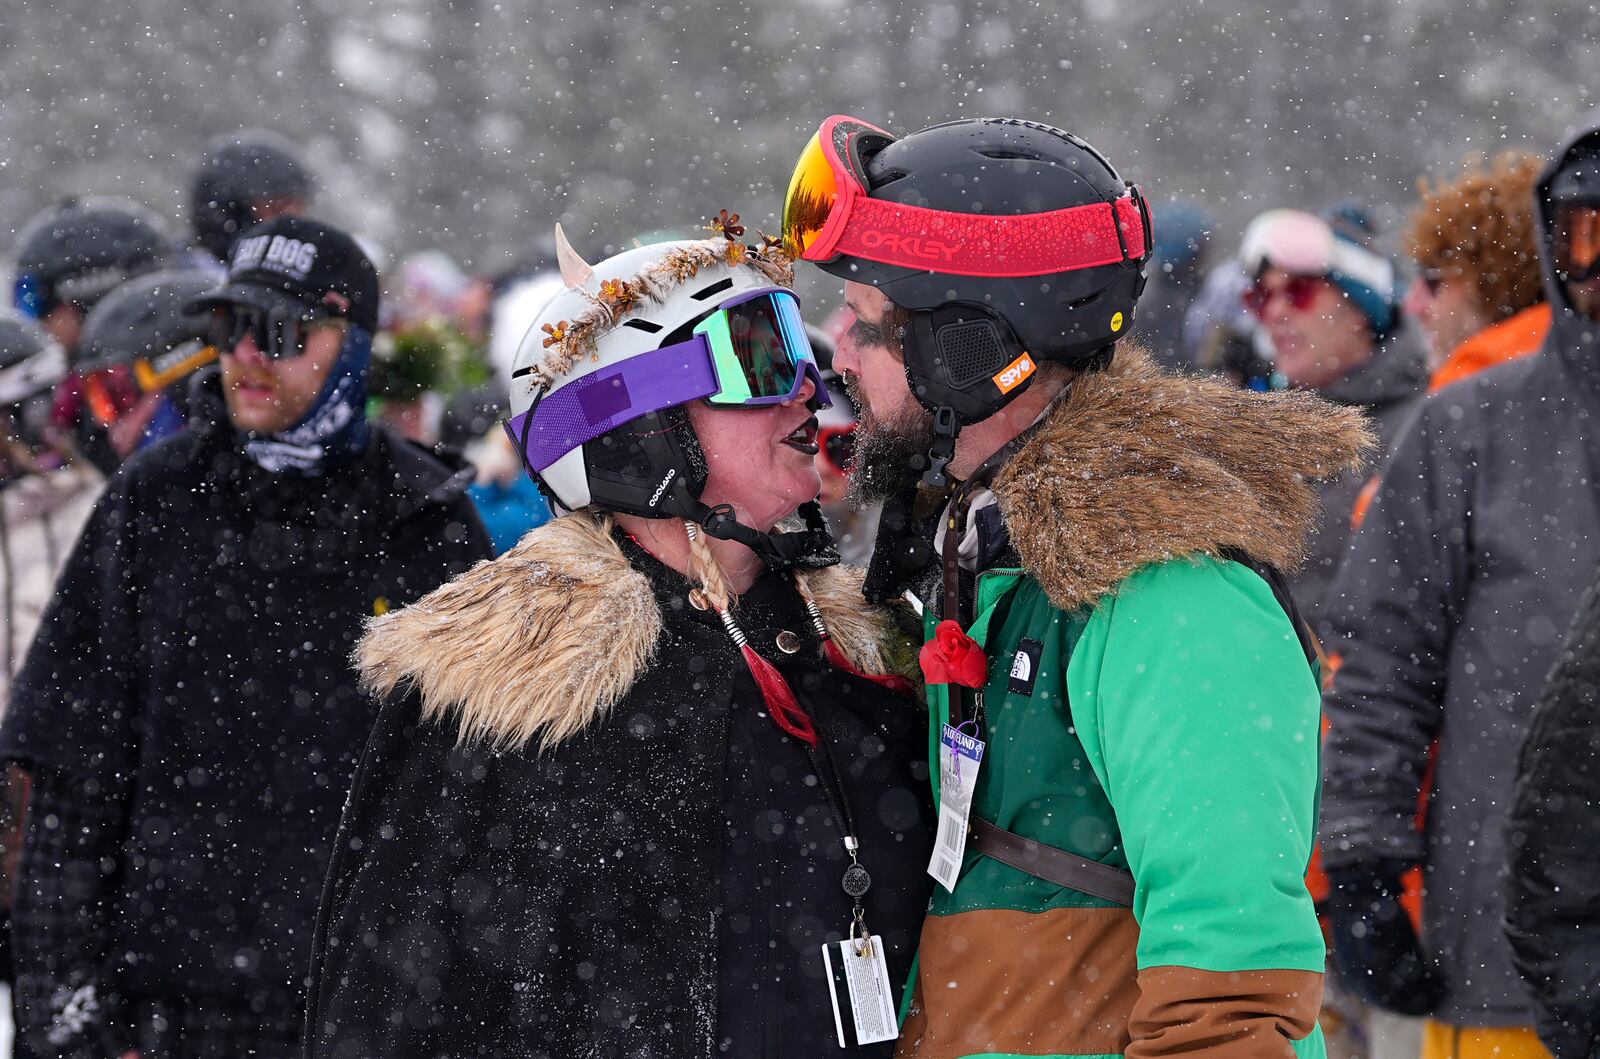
left=697, top=291, right=815, bottom=406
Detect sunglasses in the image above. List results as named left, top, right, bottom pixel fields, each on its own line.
left=818, top=424, right=856, bottom=475
left=1243, top=275, right=1326, bottom=318
left=781, top=114, right=1151, bottom=277
left=208, top=304, right=344, bottom=361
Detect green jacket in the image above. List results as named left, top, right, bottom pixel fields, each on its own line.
left=896, top=347, right=1372, bottom=1059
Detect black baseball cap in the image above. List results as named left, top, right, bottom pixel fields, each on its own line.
left=188, top=216, right=378, bottom=332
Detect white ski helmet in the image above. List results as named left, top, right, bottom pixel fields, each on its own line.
left=502, top=224, right=836, bottom=565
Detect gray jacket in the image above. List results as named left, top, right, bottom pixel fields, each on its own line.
left=1289, top=326, right=1427, bottom=641
left=1320, top=116, right=1600, bottom=1025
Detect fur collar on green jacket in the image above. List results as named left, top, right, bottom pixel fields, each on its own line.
left=993, top=345, right=1374, bottom=612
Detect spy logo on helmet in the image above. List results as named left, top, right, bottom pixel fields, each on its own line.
left=992, top=352, right=1036, bottom=395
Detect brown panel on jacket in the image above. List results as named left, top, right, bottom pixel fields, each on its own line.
left=897, top=906, right=1141, bottom=1058
left=1127, top=965, right=1324, bottom=1059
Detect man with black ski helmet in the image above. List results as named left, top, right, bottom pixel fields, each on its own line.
left=783, top=114, right=1368, bottom=1058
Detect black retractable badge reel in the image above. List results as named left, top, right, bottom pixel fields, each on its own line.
left=813, top=730, right=900, bottom=1048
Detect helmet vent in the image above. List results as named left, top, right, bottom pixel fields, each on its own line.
left=690, top=277, right=734, bottom=301
left=977, top=148, right=1045, bottom=162
left=622, top=318, right=663, bottom=333
left=936, top=320, right=1005, bottom=388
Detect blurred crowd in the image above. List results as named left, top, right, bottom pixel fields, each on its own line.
left=0, top=117, right=1598, bottom=1059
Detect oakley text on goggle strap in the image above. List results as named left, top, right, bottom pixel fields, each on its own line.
left=783, top=114, right=1151, bottom=278
left=208, top=304, right=342, bottom=361
left=506, top=289, right=829, bottom=475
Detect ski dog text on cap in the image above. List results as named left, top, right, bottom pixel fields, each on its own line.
left=216, top=216, right=379, bottom=331
left=232, top=233, right=318, bottom=281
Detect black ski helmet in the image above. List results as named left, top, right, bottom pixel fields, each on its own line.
left=76, top=269, right=218, bottom=389
left=811, top=119, right=1149, bottom=420
left=0, top=312, right=66, bottom=405
left=190, top=129, right=312, bottom=260
left=793, top=116, right=1151, bottom=485
left=11, top=197, right=178, bottom=320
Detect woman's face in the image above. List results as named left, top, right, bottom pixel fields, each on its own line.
left=687, top=374, right=822, bottom=533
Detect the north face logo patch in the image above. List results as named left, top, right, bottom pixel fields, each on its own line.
left=1009, top=638, right=1043, bottom=695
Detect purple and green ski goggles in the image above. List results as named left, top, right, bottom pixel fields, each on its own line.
left=506, top=288, right=830, bottom=474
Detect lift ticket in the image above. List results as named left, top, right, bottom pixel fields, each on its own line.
left=927, top=723, right=985, bottom=892
left=822, top=934, right=899, bottom=1047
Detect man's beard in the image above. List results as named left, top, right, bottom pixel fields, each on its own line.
left=843, top=375, right=935, bottom=506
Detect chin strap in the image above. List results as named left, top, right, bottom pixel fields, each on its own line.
left=921, top=406, right=960, bottom=489
left=692, top=498, right=840, bottom=573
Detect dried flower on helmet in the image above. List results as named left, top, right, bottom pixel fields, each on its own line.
left=598, top=278, right=640, bottom=319
left=709, top=209, right=745, bottom=239
left=540, top=321, right=569, bottom=349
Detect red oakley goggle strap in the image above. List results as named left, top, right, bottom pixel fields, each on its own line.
left=826, top=192, right=1149, bottom=278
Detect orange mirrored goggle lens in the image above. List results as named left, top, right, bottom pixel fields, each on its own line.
left=1561, top=205, right=1600, bottom=277
left=782, top=130, right=839, bottom=259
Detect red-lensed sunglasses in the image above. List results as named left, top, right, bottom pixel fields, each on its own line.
left=818, top=424, right=856, bottom=476
left=819, top=428, right=857, bottom=476
left=1243, top=275, right=1325, bottom=318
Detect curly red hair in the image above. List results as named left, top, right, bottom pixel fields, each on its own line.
left=1406, top=151, right=1545, bottom=322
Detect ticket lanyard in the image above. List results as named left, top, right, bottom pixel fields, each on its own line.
left=801, top=728, right=875, bottom=939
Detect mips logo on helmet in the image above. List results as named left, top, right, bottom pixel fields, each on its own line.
left=992, top=352, right=1036, bottom=395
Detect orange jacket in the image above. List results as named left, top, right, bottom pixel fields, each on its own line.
left=1429, top=302, right=1551, bottom=393
left=1349, top=304, right=1551, bottom=531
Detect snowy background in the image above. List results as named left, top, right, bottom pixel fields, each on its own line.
left=2, top=0, right=1598, bottom=274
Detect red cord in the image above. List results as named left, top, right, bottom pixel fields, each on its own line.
left=740, top=643, right=819, bottom=747
left=823, top=637, right=917, bottom=700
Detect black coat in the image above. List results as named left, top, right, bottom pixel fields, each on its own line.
left=0, top=371, right=493, bottom=1003
left=304, top=516, right=932, bottom=1059
left=1506, top=572, right=1600, bottom=1059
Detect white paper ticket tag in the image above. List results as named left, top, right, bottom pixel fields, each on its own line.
left=821, top=934, right=900, bottom=1047
left=927, top=722, right=985, bottom=892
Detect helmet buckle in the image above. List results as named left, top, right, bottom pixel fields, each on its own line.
left=921, top=406, right=960, bottom=489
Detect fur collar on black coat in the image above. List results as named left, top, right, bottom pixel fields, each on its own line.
left=304, top=514, right=921, bottom=1059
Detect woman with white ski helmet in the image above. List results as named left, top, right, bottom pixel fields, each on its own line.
left=305, top=216, right=933, bottom=1059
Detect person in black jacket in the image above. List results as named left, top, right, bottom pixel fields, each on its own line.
left=304, top=228, right=933, bottom=1059
left=0, top=216, right=492, bottom=1058
left=1505, top=571, right=1600, bottom=1059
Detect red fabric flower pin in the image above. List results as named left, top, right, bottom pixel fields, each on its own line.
left=919, top=620, right=988, bottom=688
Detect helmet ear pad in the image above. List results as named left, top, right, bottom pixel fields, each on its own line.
left=577, top=404, right=710, bottom=520
left=903, top=304, right=1034, bottom=425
